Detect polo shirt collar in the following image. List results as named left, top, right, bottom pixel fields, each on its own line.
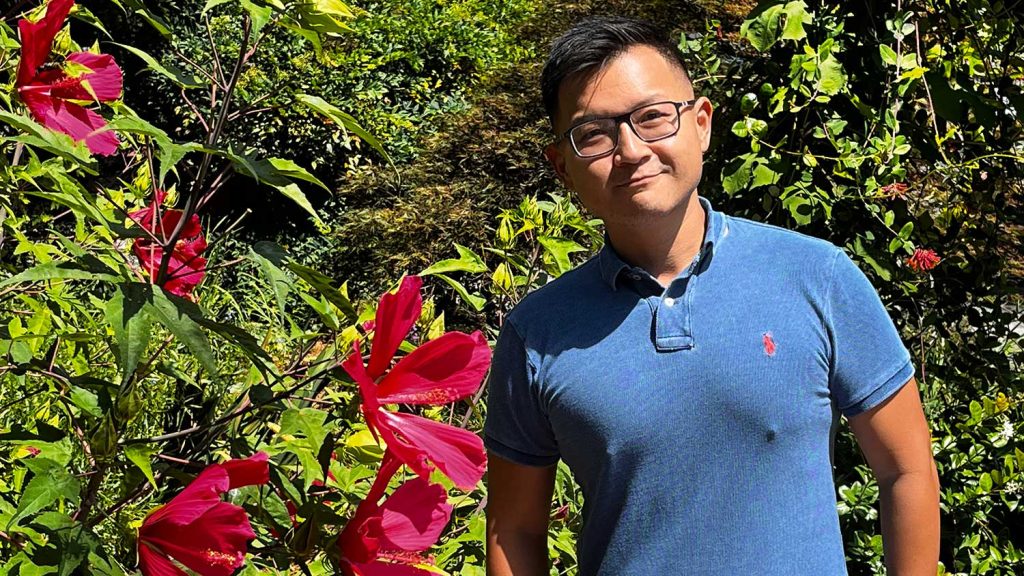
left=597, top=196, right=726, bottom=290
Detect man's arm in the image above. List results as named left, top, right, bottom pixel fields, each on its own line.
left=848, top=377, right=940, bottom=576
left=486, top=452, right=557, bottom=576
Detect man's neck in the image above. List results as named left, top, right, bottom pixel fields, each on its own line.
left=605, top=192, right=707, bottom=287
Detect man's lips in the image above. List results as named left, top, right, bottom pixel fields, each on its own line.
left=616, top=172, right=661, bottom=187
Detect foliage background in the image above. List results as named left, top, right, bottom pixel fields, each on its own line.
left=1, top=0, right=1021, bottom=574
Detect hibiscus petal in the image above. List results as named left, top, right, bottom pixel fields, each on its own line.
left=342, top=341, right=383, bottom=414
left=142, top=466, right=229, bottom=527
left=51, top=52, right=122, bottom=101
left=367, top=276, right=423, bottom=380
left=378, top=477, right=451, bottom=552
left=17, top=0, right=75, bottom=86
left=138, top=542, right=190, bottom=576
left=376, top=331, right=489, bottom=405
left=141, top=502, right=254, bottom=576
left=378, top=411, right=486, bottom=490
left=220, top=452, right=270, bottom=489
left=21, top=91, right=118, bottom=155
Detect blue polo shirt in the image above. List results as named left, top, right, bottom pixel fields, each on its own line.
left=484, top=197, right=914, bottom=575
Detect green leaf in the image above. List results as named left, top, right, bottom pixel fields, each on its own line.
left=8, top=461, right=80, bottom=528
left=295, top=94, right=391, bottom=164
left=253, top=242, right=357, bottom=321
left=280, top=408, right=334, bottom=451
left=740, top=1, right=811, bottom=52
left=434, top=273, right=486, bottom=311
left=722, top=154, right=756, bottom=195
left=751, top=164, right=780, bottom=189
left=898, top=221, right=914, bottom=240
left=420, top=244, right=487, bottom=275
left=251, top=246, right=293, bottom=318
left=817, top=55, right=847, bottom=95
left=143, top=285, right=218, bottom=379
left=0, top=256, right=119, bottom=287
left=112, top=43, right=203, bottom=88
left=124, top=444, right=158, bottom=489
left=203, top=0, right=234, bottom=12
left=69, top=386, right=102, bottom=418
left=268, top=158, right=328, bottom=190
left=109, top=0, right=174, bottom=37
left=879, top=45, right=899, bottom=66
left=274, top=183, right=325, bottom=229
left=0, top=111, right=97, bottom=169
left=105, top=285, right=152, bottom=385
left=537, top=236, right=586, bottom=275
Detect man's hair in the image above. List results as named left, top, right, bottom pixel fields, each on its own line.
left=540, top=16, right=690, bottom=127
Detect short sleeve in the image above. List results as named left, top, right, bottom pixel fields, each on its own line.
left=825, top=249, right=914, bottom=417
left=484, top=320, right=560, bottom=467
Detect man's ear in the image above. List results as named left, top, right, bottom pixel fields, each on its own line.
left=694, top=96, right=714, bottom=154
left=544, top=142, right=574, bottom=190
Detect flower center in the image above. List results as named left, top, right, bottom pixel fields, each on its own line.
left=203, top=550, right=239, bottom=568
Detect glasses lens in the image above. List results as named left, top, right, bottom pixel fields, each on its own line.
left=630, top=102, right=680, bottom=140
left=570, top=120, right=616, bottom=157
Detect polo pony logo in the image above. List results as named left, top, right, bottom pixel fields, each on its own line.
left=762, top=332, right=776, bottom=357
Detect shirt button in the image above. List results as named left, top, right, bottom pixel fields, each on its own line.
left=628, top=272, right=641, bottom=280
left=664, top=297, right=675, bottom=307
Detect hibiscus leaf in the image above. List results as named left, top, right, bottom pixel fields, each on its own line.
left=295, top=94, right=391, bottom=164
left=273, top=182, right=326, bottom=231
left=252, top=241, right=357, bottom=321
left=0, top=256, right=120, bottom=287
left=111, top=43, right=203, bottom=88
left=8, top=460, right=80, bottom=528
left=0, top=111, right=98, bottom=170
left=537, top=236, right=586, bottom=276
left=105, top=284, right=152, bottom=386
left=108, top=0, right=174, bottom=37
left=267, top=158, right=329, bottom=190
left=142, top=284, right=219, bottom=379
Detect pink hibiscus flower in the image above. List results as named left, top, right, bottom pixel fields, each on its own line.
left=16, top=0, right=122, bottom=155
left=137, top=452, right=269, bottom=576
left=339, top=452, right=452, bottom=576
left=129, top=191, right=208, bottom=298
left=341, top=275, right=490, bottom=490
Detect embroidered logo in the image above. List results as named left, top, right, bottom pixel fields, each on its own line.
left=762, top=332, right=776, bottom=357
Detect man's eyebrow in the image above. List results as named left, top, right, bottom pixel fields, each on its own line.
left=567, top=97, right=673, bottom=126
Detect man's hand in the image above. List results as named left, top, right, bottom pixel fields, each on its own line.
left=849, top=377, right=940, bottom=576
left=486, top=452, right=557, bottom=576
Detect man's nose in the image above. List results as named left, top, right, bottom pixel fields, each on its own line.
left=613, top=120, right=650, bottom=165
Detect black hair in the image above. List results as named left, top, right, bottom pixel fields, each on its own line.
left=540, top=16, right=690, bottom=128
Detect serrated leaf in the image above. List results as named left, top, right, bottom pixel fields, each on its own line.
left=112, top=43, right=203, bottom=88
left=105, top=285, right=151, bottom=385
left=143, top=285, right=218, bottom=379
left=295, top=94, right=390, bottom=163
left=9, top=464, right=80, bottom=528
left=0, top=256, right=119, bottom=287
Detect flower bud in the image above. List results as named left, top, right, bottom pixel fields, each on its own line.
left=90, top=415, right=118, bottom=460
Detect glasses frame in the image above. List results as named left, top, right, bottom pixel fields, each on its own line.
left=559, top=99, right=698, bottom=159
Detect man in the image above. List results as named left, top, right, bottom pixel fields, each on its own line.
left=484, top=16, right=940, bottom=576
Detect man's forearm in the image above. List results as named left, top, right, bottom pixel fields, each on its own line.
left=878, top=466, right=941, bottom=575
left=487, top=530, right=548, bottom=576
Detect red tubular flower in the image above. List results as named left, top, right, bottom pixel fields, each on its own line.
left=129, top=191, right=208, bottom=298
left=339, top=452, right=453, bottom=576
left=341, top=275, right=489, bottom=490
left=907, top=248, right=941, bottom=273
left=138, top=452, right=269, bottom=576
left=16, top=0, right=122, bottom=155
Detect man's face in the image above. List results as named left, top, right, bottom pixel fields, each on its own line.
left=545, top=45, right=713, bottom=229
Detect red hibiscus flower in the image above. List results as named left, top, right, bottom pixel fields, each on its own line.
left=138, top=452, right=269, bottom=576
left=16, top=0, right=122, bottom=155
left=907, top=248, right=941, bottom=273
left=129, top=191, right=208, bottom=298
left=341, top=275, right=489, bottom=490
left=339, top=452, right=452, bottom=576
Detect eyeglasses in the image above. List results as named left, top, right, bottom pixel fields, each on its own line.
left=559, top=100, right=697, bottom=158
